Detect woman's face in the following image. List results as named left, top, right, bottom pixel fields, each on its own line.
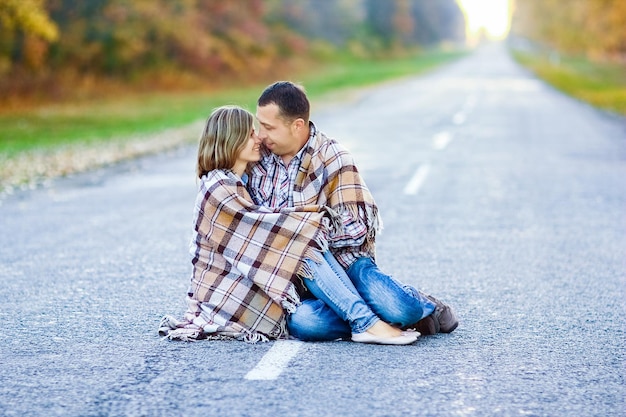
left=236, top=128, right=262, bottom=165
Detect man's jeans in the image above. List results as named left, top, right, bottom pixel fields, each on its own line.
left=287, top=253, right=436, bottom=341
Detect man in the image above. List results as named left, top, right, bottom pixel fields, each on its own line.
left=248, top=81, right=458, bottom=341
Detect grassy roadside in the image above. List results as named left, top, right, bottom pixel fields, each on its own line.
left=511, top=50, right=626, bottom=117
left=1, top=50, right=464, bottom=157
left=0, top=49, right=465, bottom=193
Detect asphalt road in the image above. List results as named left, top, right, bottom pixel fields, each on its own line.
left=1, top=42, right=624, bottom=417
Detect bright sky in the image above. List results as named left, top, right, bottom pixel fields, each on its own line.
left=457, top=0, right=511, bottom=40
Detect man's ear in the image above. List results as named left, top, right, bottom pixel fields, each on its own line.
left=292, top=118, right=306, bottom=131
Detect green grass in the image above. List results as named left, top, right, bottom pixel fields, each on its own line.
left=0, top=50, right=465, bottom=158
left=512, top=50, right=626, bottom=116
left=301, top=50, right=463, bottom=91
left=0, top=89, right=260, bottom=157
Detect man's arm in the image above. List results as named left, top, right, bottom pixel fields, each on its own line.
left=322, top=140, right=373, bottom=249
left=328, top=207, right=368, bottom=248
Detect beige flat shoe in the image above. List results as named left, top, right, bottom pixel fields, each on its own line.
left=351, top=331, right=418, bottom=345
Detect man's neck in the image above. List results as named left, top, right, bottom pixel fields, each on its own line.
left=281, top=129, right=311, bottom=166
left=281, top=154, right=294, bottom=166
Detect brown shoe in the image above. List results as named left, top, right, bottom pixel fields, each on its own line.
left=413, top=315, right=440, bottom=335
left=427, top=295, right=459, bottom=333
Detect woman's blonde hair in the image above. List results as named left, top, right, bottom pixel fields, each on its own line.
left=196, top=105, right=254, bottom=178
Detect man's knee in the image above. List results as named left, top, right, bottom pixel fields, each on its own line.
left=346, top=256, right=376, bottom=279
left=380, top=304, right=425, bottom=328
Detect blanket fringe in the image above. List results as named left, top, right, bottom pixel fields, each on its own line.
left=162, top=327, right=204, bottom=342
left=343, top=203, right=381, bottom=258
left=280, top=284, right=301, bottom=314
left=241, top=331, right=270, bottom=343
left=158, top=315, right=273, bottom=343
left=323, top=206, right=344, bottom=238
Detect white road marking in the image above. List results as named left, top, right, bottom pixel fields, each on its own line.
left=432, top=132, right=452, bottom=150
left=453, top=111, right=466, bottom=125
left=464, top=95, right=477, bottom=112
left=244, top=340, right=303, bottom=380
left=403, top=163, right=431, bottom=195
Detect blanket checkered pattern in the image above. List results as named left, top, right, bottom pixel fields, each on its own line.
left=160, top=169, right=336, bottom=342
left=250, top=129, right=382, bottom=269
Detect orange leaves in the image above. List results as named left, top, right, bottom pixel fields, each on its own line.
left=0, top=0, right=468, bottom=102
left=512, top=0, right=626, bottom=61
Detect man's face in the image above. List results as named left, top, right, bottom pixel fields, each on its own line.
left=256, top=103, right=298, bottom=157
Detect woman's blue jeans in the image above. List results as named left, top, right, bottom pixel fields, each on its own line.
left=287, top=253, right=436, bottom=342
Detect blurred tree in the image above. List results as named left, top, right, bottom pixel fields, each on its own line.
left=265, top=0, right=363, bottom=49
left=46, top=0, right=273, bottom=78
left=410, top=0, right=465, bottom=45
left=364, top=0, right=464, bottom=50
left=586, top=0, right=626, bottom=60
left=0, top=0, right=466, bottom=101
left=394, top=0, right=415, bottom=45
left=511, top=0, right=626, bottom=61
left=0, top=0, right=58, bottom=72
left=364, top=0, right=396, bottom=47
left=192, top=0, right=271, bottom=76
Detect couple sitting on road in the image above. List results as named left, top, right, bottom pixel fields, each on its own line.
left=159, top=81, right=458, bottom=345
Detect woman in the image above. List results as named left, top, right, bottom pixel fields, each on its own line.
left=159, top=105, right=417, bottom=344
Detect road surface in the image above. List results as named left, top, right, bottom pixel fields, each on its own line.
left=1, top=42, right=624, bottom=417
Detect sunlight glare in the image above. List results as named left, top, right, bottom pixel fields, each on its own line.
left=457, top=0, right=511, bottom=43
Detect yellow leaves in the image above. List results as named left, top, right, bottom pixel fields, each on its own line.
left=0, top=0, right=58, bottom=71
left=0, top=0, right=58, bottom=41
left=512, top=0, right=626, bottom=60
left=0, top=0, right=469, bottom=99
left=596, top=0, right=626, bottom=57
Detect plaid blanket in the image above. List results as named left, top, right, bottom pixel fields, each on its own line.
left=250, top=129, right=382, bottom=268
left=160, top=169, right=337, bottom=342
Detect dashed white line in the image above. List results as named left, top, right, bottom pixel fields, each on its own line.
left=403, top=163, right=431, bottom=195
left=432, top=131, right=452, bottom=150
left=244, top=340, right=303, bottom=380
left=463, top=95, right=477, bottom=112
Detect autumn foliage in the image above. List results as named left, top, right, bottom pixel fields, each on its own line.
left=511, top=0, right=626, bottom=62
left=0, top=0, right=465, bottom=106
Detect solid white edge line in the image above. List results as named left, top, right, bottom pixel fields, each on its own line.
left=403, top=163, right=431, bottom=195
left=244, top=340, right=304, bottom=380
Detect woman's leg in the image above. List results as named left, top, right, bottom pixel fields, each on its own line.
left=301, top=252, right=379, bottom=334
left=346, top=257, right=436, bottom=328
left=287, top=298, right=351, bottom=341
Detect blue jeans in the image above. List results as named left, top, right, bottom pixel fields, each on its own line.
left=287, top=253, right=436, bottom=342
left=290, top=251, right=379, bottom=340
left=346, top=257, right=435, bottom=326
